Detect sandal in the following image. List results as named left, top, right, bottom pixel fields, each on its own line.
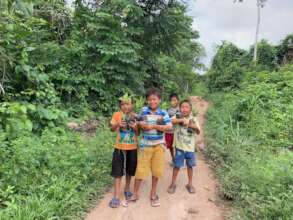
left=167, top=185, right=177, bottom=194
left=124, top=191, right=133, bottom=201
left=121, top=200, right=129, bottom=207
left=150, top=195, right=160, bottom=207
left=109, top=198, right=120, bottom=208
left=185, top=184, right=196, bottom=194
left=127, top=195, right=139, bottom=203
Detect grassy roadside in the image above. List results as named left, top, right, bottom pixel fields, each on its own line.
left=0, top=124, right=114, bottom=220
left=204, top=87, right=293, bottom=219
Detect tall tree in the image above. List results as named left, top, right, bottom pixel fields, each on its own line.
left=236, top=0, right=267, bottom=63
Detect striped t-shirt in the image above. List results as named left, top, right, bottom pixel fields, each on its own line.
left=139, top=106, right=172, bottom=147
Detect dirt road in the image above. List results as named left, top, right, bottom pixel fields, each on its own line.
left=85, top=96, right=227, bottom=220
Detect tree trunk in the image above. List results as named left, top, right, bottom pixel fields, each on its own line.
left=253, top=0, right=261, bottom=63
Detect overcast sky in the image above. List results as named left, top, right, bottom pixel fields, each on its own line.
left=186, top=0, right=293, bottom=66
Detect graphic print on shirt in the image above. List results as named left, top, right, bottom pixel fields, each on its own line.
left=118, top=128, right=136, bottom=145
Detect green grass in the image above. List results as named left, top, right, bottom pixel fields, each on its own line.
left=205, top=69, right=293, bottom=219
left=0, top=125, right=114, bottom=220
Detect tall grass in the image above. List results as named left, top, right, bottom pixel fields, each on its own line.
left=0, top=126, right=113, bottom=220
left=205, top=65, right=293, bottom=219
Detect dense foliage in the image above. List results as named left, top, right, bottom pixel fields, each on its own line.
left=205, top=37, right=292, bottom=93
left=0, top=126, right=113, bottom=219
left=0, top=0, right=203, bottom=115
left=0, top=0, right=203, bottom=219
left=204, top=41, right=293, bottom=219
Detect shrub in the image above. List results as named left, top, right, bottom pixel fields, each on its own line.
left=205, top=64, right=293, bottom=219
left=0, top=126, right=113, bottom=220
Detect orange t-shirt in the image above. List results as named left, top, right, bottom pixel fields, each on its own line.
left=110, top=112, right=138, bottom=150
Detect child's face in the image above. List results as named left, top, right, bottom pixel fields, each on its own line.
left=180, top=102, right=192, bottom=117
left=147, top=94, right=161, bottom=110
left=170, top=97, right=179, bottom=108
left=120, top=101, right=133, bottom=114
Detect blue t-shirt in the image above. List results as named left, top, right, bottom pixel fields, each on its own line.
left=139, top=106, right=172, bottom=147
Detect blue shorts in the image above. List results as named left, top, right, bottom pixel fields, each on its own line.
left=174, top=148, right=196, bottom=168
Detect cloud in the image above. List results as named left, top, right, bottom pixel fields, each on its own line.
left=187, top=0, right=293, bottom=66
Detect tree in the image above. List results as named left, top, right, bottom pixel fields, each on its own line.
left=236, top=0, right=267, bottom=63
left=206, top=41, right=248, bottom=92
left=276, top=34, right=293, bottom=65
left=248, top=39, right=277, bottom=70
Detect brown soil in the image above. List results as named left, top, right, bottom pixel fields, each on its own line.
left=85, top=96, right=229, bottom=220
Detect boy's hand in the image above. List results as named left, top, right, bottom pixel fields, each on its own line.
left=182, top=118, right=189, bottom=126
left=129, top=121, right=137, bottom=129
left=119, top=120, right=127, bottom=128
left=139, top=122, right=154, bottom=130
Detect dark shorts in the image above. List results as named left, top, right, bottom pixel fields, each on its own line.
left=165, top=133, right=174, bottom=149
left=174, top=148, right=196, bottom=168
left=111, top=148, right=137, bottom=178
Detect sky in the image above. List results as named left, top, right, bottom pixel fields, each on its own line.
left=186, top=0, right=293, bottom=66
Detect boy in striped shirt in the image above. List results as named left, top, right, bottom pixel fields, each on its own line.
left=129, top=88, right=172, bottom=207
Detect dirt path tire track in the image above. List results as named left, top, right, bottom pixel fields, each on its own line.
left=85, top=96, right=227, bottom=220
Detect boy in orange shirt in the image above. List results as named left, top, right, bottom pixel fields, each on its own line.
left=109, top=94, right=139, bottom=208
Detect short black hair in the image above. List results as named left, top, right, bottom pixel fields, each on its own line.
left=169, top=93, right=179, bottom=101
left=145, top=88, right=161, bottom=99
left=180, top=99, right=192, bottom=108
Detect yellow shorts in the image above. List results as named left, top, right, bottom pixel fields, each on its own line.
left=135, top=144, right=165, bottom=179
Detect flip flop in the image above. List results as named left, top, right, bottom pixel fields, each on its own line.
left=185, top=184, right=196, bottom=194
left=109, top=198, right=120, bottom=208
left=150, top=195, right=160, bottom=207
left=127, top=195, right=139, bottom=203
left=124, top=191, right=133, bottom=201
left=167, top=185, right=177, bottom=194
left=121, top=200, right=129, bottom=207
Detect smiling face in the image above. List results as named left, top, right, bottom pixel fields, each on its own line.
left=120, top=101, right=133, bottom=114
left=180, top=102, right=192, bottom=117
left=147, top=94, right=161, bottom=111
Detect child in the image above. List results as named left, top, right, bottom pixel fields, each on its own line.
left=167, top=99, right=200, bottom=194
left=165, top=93, right=180, bottom=163
left=109, top=94, right=139, bottom=208
left=129, top=88, right=172, bottom=207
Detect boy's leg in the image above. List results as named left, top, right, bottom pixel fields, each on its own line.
left=132, top=178, right=142, bottom=200
left=150, top=176, right=159, bottom=198
left=150, top=145, right=165, bottom=198
left=170, top=167, right=180, bottom=187
left=114, top=178, right=122, bottom=198
left=125, top=175, right=131, bottom=192
left=185, top=152, right=196, bottom=193
left=167, top=148, right=184, bottom=193
left=131, top=148, right=153, bottom=200
left=187, top=167, right=193, bottom=186
left=111, top=149, right=124, bottom=198
left=109, top=149, right=124, bottom=207
left=170, top=134, right=175, bottom=161
left=185, top=151, right=196, bottom=185
left=170, top=147, right=175, bottom=161
left=125, top=149, right=137, bottom=193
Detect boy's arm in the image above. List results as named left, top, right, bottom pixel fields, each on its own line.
left=188, top=118, right=200, bottom=134
left=172, top=117, right=185, bottom=125
left=152, top=123, right=172, bottom=132
left=110, top=112, right=126, bottom=131
left=129, top=121, right=140, bottom=136
left=110, top=122, right=119, bottom=132
left=140, top=112, right=173, bottom=132
left=140, top=122, right=172, bottom=132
